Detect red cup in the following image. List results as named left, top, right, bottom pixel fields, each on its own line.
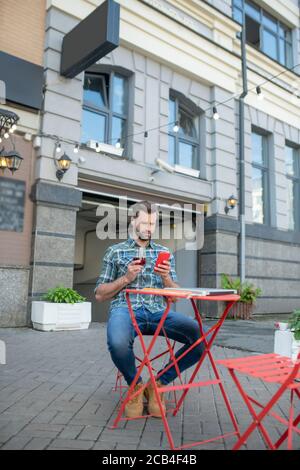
left=133, top=257, right=146, bottom=266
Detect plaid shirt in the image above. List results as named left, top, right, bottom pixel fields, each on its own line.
left=94, top=236, right=178, bottom=313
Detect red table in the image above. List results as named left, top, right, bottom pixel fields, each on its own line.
left=111, top=287, right=241, bottom=450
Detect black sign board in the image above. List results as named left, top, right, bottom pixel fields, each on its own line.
left=0, top=177, right=26, bottom=232
left=60, top=0, right=120, bottom=78
left=0, top=52, right=44, bottom=110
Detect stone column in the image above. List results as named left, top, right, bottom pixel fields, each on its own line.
left=27, top=181, right=82, bottom=325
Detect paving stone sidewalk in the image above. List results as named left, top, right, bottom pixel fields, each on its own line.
left=0, top=322, right=296, bottom=450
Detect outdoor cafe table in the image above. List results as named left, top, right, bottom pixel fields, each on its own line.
left=111, top=287, right=241, bottom=450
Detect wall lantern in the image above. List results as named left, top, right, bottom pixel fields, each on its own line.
left=224, top=195, right=238, bottom=214
left=56, top=152, right=72, bottom=181
left=0, top=147, right=23, bottom=175
left=0, top=108, right=22, bottom=175
left=4, top=149, right=23, bottom=174
left=0, top=149, right=8, bottom=174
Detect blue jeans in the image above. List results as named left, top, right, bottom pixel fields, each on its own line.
left=106, top=305, right=211, bottom=386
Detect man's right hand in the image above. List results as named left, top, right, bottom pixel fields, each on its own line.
left=124, top=259, right=143, bottom=283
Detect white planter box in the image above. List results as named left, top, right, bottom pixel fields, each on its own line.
left=31, top=301, right=91, bottom=331
left=274, top=324, right=300, bottom=360
left=274, top=329, right=293, bottom=357
left=291, top=339, right=300, bottom=361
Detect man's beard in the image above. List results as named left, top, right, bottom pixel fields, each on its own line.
left=137, top=229, right=151, bottom=243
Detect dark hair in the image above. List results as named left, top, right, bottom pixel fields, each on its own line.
left=130, top=200, right=159, bottom=219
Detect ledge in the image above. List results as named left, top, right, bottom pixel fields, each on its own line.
left=30, top=180, right=82, bottom=209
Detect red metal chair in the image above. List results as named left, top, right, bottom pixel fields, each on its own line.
left=216, top=352, right=300, bottom=450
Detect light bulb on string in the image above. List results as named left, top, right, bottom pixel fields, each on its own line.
left=173, top=121, right=179, bottom=132
left=73, top=144, right=79, bottom=154
left=256, top=86, right=264, bottom=100
left=55, top=141, right=61, bottom=153
left=4, top=130, right=9, bottom=139
left=213, top=106, right=219, bottom=120
left=35, top=60, right=300, bottom=159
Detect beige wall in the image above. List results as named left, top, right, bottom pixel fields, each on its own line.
left=0, top=0, right=46, bottom=65
left=0, top=135, right=36, bottom=266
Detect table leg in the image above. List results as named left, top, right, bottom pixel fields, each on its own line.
left=111, top=293, right=178, bottom=449
left=173, top=297, right=239, bottom=440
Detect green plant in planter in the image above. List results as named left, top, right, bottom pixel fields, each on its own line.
left=221, top=273, right=262, bottom=304
left=42, top=285, right=86, bottom=304
left=288, top=309, right=300, bottom=340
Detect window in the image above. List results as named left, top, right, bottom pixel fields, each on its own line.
left=81, top=71, right=128, bottom=148
left=233, top=0, right=293, bottom=67
left=251, top=130, right=269, bottom=224
left=168, top=95, right=200, bottom=170
left=285, top=143, right=300, bottom=231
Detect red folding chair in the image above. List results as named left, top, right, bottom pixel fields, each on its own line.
left=216, top=352, right=300, bottom=450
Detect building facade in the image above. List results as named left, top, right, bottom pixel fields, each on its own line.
left=1, top=0, right=300, bottom=326
left=0, top=0, right=46, bottom=326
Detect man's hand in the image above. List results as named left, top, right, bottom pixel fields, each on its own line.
left=154, top=260, right=179, bottom=303
left=153, top=259, right=171, bottom=280
left=124, top=259, right=143, bottom=283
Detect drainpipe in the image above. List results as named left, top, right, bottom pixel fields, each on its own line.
left=238, top=2, right=248, bottom=283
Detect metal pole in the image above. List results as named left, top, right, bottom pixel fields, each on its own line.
left=238, top=1, right=248, bottom=283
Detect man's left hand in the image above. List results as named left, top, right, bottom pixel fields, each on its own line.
left=154, top=259, right=171, bottom=280
left=154, top=260, right=179, bottom=302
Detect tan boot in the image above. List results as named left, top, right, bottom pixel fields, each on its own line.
left=124, top=382, right=145, bottom=418
left=145, top=380, right=166, bottom=418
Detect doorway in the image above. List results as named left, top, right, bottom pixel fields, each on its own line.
left=74, top=191, right=199, bottom=322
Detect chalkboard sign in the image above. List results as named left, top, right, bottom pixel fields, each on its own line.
left=0, top=177, right=25, bottom=232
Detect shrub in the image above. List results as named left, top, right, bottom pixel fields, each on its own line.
left=221, top=273, right=262, bottom=304
left=42, top=285, right=86, bottom=304
left=288, top=309, right=300, bottom=341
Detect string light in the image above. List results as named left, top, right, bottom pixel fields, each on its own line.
left=4, top=130, right=9, bottom=139
left=212, top=106, right=219, bottom=120
left=173, top=120, right=179, bottom=132
left=34, top=60, right=300, bottom=156
left=55, top=141, right=61, bottom=153
left=256, top=86, right=264, bottom=100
